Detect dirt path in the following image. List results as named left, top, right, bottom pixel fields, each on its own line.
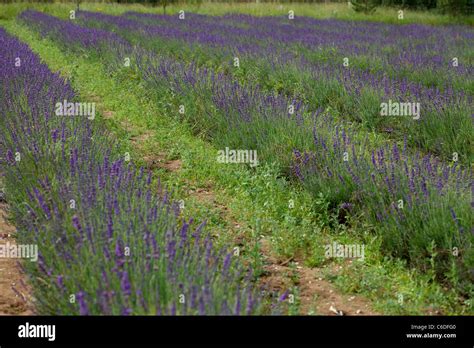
left=183, top=185, right=379, bottom=315
left=0, top=201, right=34, bottom=315
left=260, top=239, right=378, bottom=315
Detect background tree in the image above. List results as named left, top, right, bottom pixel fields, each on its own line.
left=350, top=0, right=378, bottom=13
left=149, top=0, right=177, bottom=15
left=437, top=0, right=471, bottom=14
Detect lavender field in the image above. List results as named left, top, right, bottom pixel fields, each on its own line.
left=0, top=2, right=473, bottom=318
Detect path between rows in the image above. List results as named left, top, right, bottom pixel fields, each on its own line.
left=0, top=201, right=34, bottom=315
left=117, top=105, right=378, bottom=315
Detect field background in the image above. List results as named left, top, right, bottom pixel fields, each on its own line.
left=0, top=1, right=473, bottom=316
left=0, top=0, right=473, bottom=25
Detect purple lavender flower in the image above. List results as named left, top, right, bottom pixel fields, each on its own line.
left=278, top=290, right=290, bottom=302
left=72, top=215, right=82, bottom=233
left=120, top=271, right=132, bottom=297
left=76, top=291, right=89, bottom=315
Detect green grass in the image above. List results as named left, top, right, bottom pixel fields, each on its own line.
left=1, top=1, right=473, bottom=25
left=1, top=13, right=471, bottom=314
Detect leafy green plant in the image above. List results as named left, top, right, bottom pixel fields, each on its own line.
left=350, top=0, right=378, bottom=14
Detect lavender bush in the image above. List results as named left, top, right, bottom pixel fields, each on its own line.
left=293, top=114, right=473, bottom=286
left=0, top=26, right=262, bottom=315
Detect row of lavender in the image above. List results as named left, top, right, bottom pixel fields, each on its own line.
left=18, top=11, right=473, bottom=290
left=129, top=12, right=474, bottom=289
left=77, top=11, right=473, bottom=164
left=88, top=11, right=474, bottom=81
left=0, top=26, right=261, bottom=315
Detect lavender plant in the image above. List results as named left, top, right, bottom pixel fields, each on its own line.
left=293, top=114, right=473, bottom=288
left=0, top=26, right=262, bottom=315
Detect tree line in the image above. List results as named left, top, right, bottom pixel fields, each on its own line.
left=0, top=0, right=472, bottom=16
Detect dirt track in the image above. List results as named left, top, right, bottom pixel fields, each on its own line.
left=0, top=202, right=34, bottom=315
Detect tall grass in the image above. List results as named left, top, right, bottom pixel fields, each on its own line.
left=2, top=1, right=473, bottom=25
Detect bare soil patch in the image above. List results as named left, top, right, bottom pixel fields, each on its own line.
left=260, top=239, right=378, bottom=315
left=0, top=203, right=34, bottom=315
